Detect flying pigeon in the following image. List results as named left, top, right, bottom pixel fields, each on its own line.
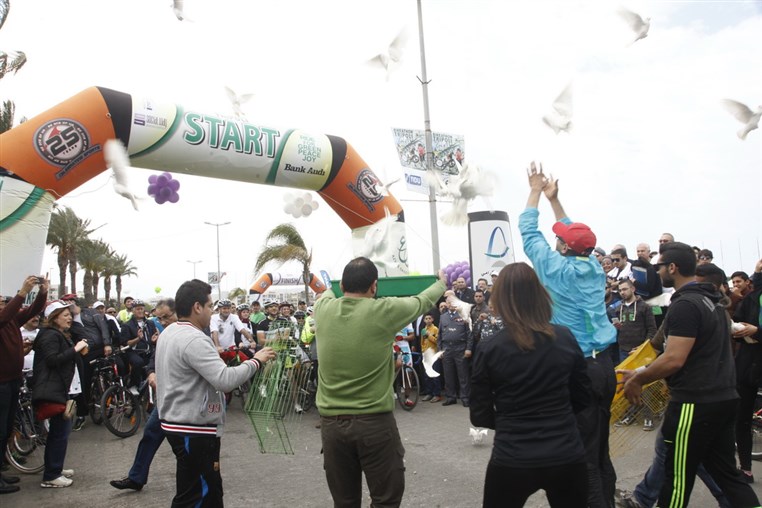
left=367, top=27, right=410, bottom=80
left=358, top=206, right=397, bottom=261
left=722, top=99, right=761, bottom=140
left=104, top=139, right=140, bottom=211
left=422, top=349, right=443, bottom=378
left=618, top=7, right=650, bottom=45
left=542, top=83, right=573, bottom=134
left=375, top=176, right=400, bottom=197
left=172, top=0, right=187, bottom=21
left=427, top=161, right=497, bottom=226
left=469, top=427, right=488, bottom=445
left=225, top=86, right=254, bottom=120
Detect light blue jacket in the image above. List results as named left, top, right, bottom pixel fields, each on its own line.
left=519, top=207, right=616, bottom=358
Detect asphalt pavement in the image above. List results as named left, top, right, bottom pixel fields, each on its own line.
left=6, top=398, right=761, bottom=507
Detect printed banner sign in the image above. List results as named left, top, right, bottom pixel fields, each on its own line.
left=391, top=128, right=465, bottom=175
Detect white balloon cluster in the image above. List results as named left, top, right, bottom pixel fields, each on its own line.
left=283, top=191, right=319, bottom=219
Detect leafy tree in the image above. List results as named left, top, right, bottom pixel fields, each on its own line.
left=113, top=254, right=138, bottom=306
left=45, top=206, right=94, bottom=295
left=78, top=238, right=112, bottom=305
left=0, top=99, right=13, bottom=134
left=254, top=224, right=312, bottom=303
left=227, top=287, right=246, bottom=304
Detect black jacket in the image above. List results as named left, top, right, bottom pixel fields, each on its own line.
left=32, top=327, right=84, bottom=405
left=120, top=316, right=158, bottom=354
left=70, top=308, right=110, bottom=350
left=470, top=324, right=591, bottom=468
left=631, top=258, right=663, bottom=300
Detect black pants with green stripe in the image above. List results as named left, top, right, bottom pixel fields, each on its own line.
left=659, top=399, right=760, bottom=508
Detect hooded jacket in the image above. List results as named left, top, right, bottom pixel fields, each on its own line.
left=662, top=281, right=738, bottom=403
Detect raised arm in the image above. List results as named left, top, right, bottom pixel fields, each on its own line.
left=543, top=174, right=568, bottom=221
left=525, top=161, right=547, bottom=209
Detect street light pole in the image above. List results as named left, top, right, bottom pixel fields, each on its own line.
left=186, top=260, right=202, bottom=279
left=204, top=222, right=230, bottom=300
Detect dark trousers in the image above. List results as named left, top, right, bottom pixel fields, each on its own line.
left=483, top=461, right=588, bottom=508
left=166, top=434, right=223, bottom=508
left=43, top=413, right=73, bottom=481
left=0, top=379, right=21, bottom=467
left=575, top=348, right=617, bottom=508
left=659, top=399, right=760, bottom=508
left=124, top=350, right=146, bottom=388
left=321, top=412, right=405, bottom=508
left=442, top=347, right=470, bottom=402
left=128, top=407, right=165, bottom=485
left=735, top=344, right=762, bottom=471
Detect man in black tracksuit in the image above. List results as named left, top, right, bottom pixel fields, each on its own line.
left=620, top=242, right=759, bottom=507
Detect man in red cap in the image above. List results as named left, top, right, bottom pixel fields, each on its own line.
left=518, top=161, right=617, bottom=508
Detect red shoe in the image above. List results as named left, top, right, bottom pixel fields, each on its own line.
left=404, top=399, right=414, bottom=407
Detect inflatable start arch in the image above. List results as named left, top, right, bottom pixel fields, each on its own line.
left=0, top=87, right=408, bottom=294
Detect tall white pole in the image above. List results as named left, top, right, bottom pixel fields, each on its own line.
left=204, top=222, right=230, bottom=300
left=417, top=0, right=441, bottom=273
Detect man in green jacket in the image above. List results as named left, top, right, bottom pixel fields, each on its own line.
left=316, top=257, right=446, bottom=508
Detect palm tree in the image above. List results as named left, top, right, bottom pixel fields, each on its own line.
left=78, top=239, right=111, bottom=305
left=46, top=206, right=93, bottom=295
left=112, top=254, right=138, bottom=305
left=100, top=255, right=119, bottom=306
left=254, top=223, right=312, bottom=303
left=0, top=99, right=14, bottom=133
left=227, top=287, right=246, bottom=304
left=89, top=240, right=112, bottom=301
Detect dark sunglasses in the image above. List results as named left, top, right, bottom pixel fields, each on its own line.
left=699, top=256, right=712, bottom=261
left=611, top=258, right=622, bottom=262
left=653, top=262, right=670, bottom=270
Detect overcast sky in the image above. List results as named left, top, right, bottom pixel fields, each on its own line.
left=1, top=0, right=760, bottom=299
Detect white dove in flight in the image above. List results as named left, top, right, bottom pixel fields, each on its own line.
left=375, top=176, right=400, bottom=197
left=618, top=7, right=650, bottom=45
left=104, top=139, right=140, bottom=211
left=367, top=27, right=410, bottom=80
left=0, top=0, right=9, bottom=32
left=542, top=83, right=573, bottom=134
left=722, top=99, right=761, bottom=140
left=172, top=0, right=188, bottom=21
left=469, top=427, right=488, bottom=445
left=358, top=206, right=397, bottom=261
left=427, top=161, right=496, bottom=226
left=225, top=86, right=254, bottom=120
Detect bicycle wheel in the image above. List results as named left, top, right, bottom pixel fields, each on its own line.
left=397, top=365, right=420, bottom=411
left=101, top=385, right=142, bottom=438
left=5, top=403, right=46, bottom=474
left=89, top=378, right=105, bottom=425
left=752, top=411, right=762, bottom=461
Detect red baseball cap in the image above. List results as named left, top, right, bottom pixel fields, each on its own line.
left=60, top=293, right=78, bottom=301
left=552, top=222, right=597, bottom=254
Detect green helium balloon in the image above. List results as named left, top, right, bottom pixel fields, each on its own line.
left=154, top=286, right=161, bottom=294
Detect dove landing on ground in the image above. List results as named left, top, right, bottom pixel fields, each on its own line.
left=104, top=139, right=140, bottom=211
left=618, top=7, right=650, bottom=45
left=542, top=83, right=573, bottom=134
left=722, top=99, right=761, bottom=140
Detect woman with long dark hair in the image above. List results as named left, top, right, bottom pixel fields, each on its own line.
left=32, top=301, right=88, bottom=488
left=470, top=262, right=592, bottom=507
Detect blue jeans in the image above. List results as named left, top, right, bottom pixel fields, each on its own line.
left=43, top=413, right=72, bottom=481
left=633, top=428, right=731, bottom=508
left=128, top=407, right=165, bottom=485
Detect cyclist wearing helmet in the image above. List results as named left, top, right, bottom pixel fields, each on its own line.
left=210, top=300, right=254, bottom=362
left=120, top=299, right=158, bottom=389
left=234, top=304, right=256, bottom=357
left=256, top=299, right=290, bottom=344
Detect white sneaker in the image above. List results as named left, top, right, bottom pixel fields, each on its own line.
left=41, top=476, right=73, bottom=488
left=62, top=469, right=74, bottom=478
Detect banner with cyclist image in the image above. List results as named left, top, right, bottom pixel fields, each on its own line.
left=391, top=128, right=465, bottom=175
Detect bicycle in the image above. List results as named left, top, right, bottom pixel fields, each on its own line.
left=100, top=347, right=142, bottom=438
left=88, top=347, right=128, bottom=425
left=4, top=369, right=47, bottom=474
left=394, top=351, right=421, bottom=411
left=751, top=389, right=762, bottom=461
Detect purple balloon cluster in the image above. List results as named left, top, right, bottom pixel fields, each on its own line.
left=443, top=260, right=471, bottom=288
left=147, top=172, right=180, bottom=204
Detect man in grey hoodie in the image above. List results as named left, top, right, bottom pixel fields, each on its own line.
left=156, top=279, right=275, bottom=507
